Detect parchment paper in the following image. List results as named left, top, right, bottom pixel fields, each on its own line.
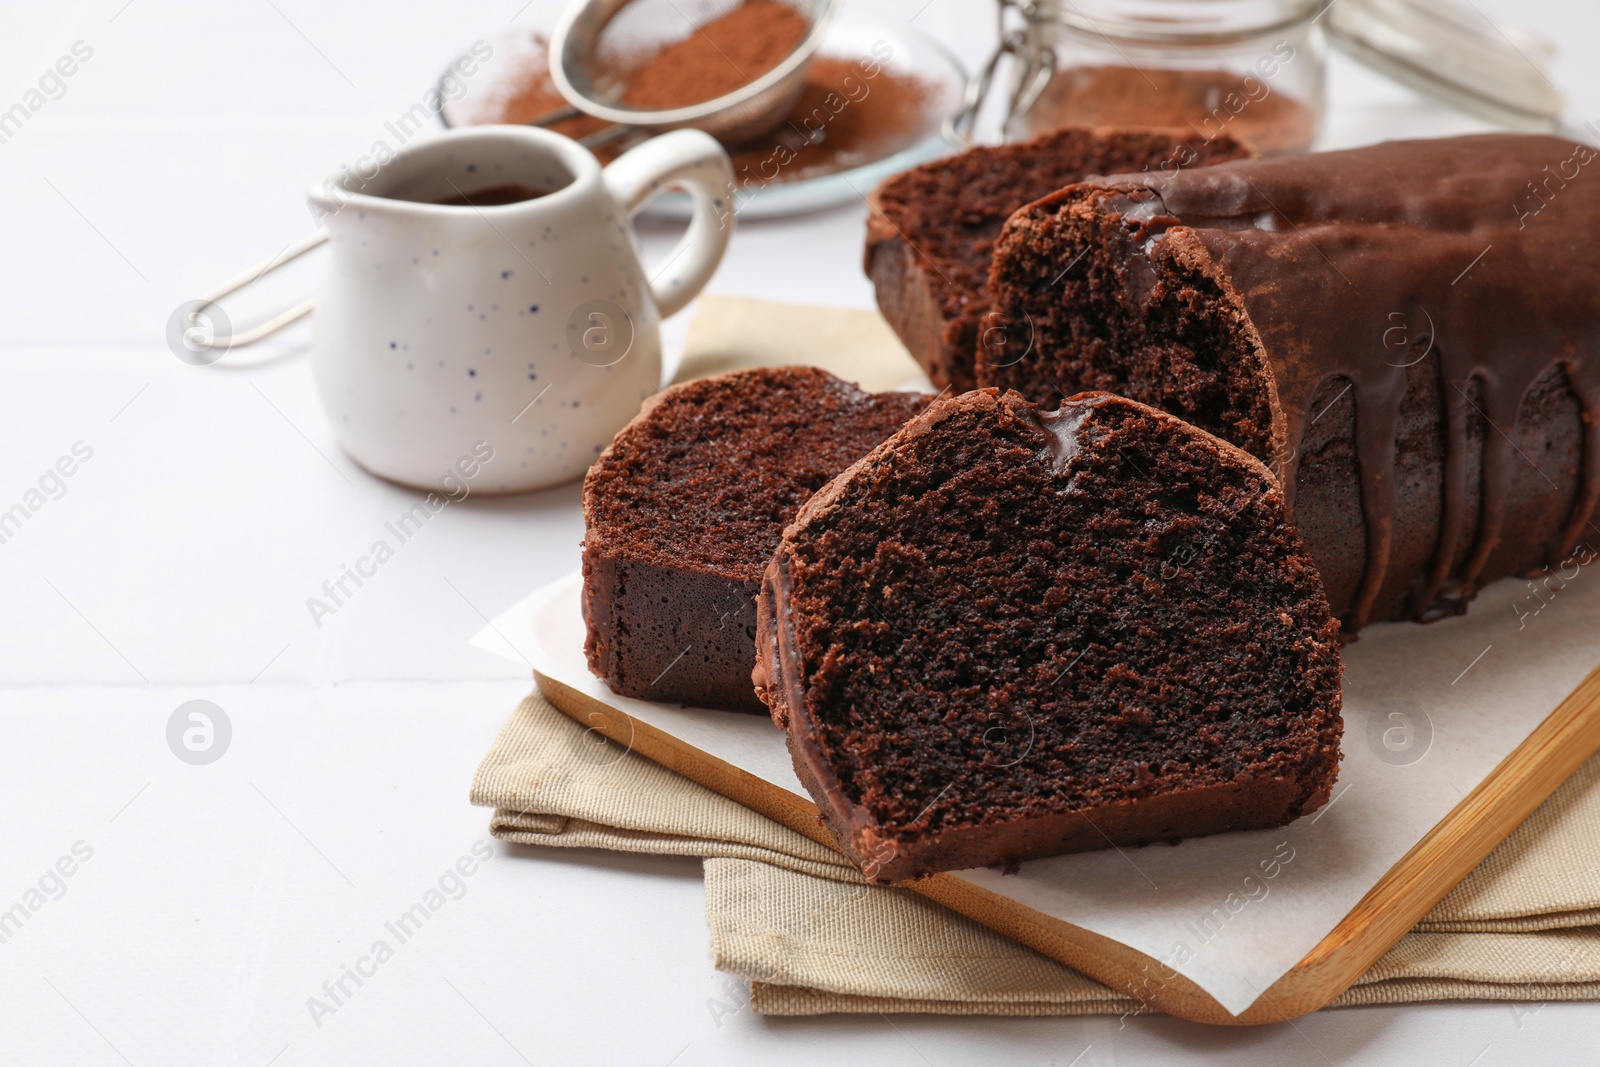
left=472, top=567, right=1600, bottom=1016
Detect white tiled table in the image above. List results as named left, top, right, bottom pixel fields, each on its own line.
left=3, top=1, right=1597, bottom=1062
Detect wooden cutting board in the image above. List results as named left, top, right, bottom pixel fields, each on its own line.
left=536, top=661, right=1600, bottom=1025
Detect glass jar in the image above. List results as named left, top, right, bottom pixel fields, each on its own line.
left=1002, top=0, right=1327, bottom=154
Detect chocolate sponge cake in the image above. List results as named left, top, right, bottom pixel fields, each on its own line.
left=583, top=367, right=929, bottom=713
left=865, top=127, right=1253, bottom=393
left=755, top=390, right=1342, bottom=883
left=983, top=134, right=1600, bottom=633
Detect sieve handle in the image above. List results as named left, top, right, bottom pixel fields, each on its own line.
left=171, top=230, right=328, bottom=361
left=601, top=130, right=735, bottom=320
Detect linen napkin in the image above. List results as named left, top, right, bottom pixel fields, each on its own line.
left=675, top=294, right=930, bottom=391
left=473, top=690, right=1600, bottom=1015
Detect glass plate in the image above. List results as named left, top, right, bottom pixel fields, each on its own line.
left=439, top=15, right=966, bottom=220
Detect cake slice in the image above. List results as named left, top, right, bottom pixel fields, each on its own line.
left=583, top=367, right=930, bottom=713
left=755, top=389, right=1342, bottom=883
left=865, top=127, right=1253, bottom=393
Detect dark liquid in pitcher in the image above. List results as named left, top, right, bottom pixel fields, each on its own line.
left=429, top=183, right=547, bottom=207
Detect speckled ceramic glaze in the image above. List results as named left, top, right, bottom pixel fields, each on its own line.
left=305, top=126, right=734, bottom=493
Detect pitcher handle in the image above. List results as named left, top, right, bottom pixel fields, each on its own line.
left=600, top=130, right=735, bottom=320
left=171, top=229, right=328, bottom=361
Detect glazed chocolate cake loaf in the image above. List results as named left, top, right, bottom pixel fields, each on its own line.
left=754, top=389, right=1343, bottom=883
left=583, top=367, right=929, bottom=713
left=983, top=134, right=1600, bottom=633
left=865, top=127, right=1253, bottom=393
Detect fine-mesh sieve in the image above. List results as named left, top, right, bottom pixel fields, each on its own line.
left=548, top=0, right=843, bottom=145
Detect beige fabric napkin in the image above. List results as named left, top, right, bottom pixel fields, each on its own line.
left=473, top=691, right=1600, bottom=1016
left=473, top=295, right=1600, bottom=1014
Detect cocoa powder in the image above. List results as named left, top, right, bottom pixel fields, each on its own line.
left=494, top=36, right=611, bottom=140
left=478, top=44, right=937, bottom=187
left=724, top=56, right=931, bottom=185
left=620, top=0, right=809, bottom=110
left=1020, top=65, right=1315, bottom=155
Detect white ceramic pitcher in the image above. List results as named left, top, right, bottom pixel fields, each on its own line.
left=185, top=126, right=734, bottom=493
